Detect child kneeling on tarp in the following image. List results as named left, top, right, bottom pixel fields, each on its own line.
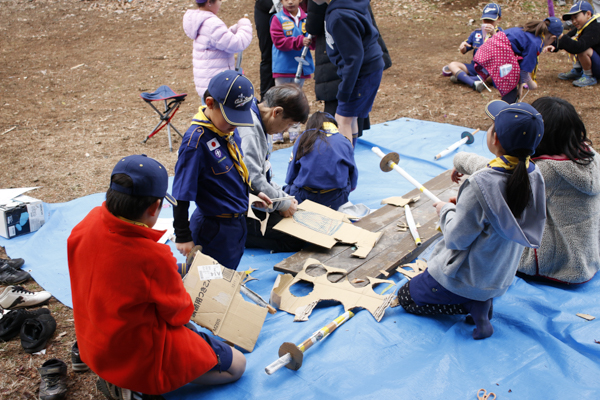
left=397, top=101, right=546, bottom=340
left=68, top=155, right=245, bottom=397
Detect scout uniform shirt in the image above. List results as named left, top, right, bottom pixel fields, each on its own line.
left=173, top=106, right=249, bottom=216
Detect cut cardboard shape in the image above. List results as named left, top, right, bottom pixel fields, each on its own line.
left=183, top=252, right=268, bottom=352
left=397, top=259, right=428, bottom=280
left=270, top=258, right=395, bottom=322
left=381, top=195, right=420, bottom=207
left=247, top=193, right=270, bottom=236
left=273, top=200, right=382, bottom=258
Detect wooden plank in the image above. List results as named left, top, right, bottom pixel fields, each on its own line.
left=273, top=170, right=460, bottom=277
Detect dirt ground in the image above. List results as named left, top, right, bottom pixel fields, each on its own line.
left=0, top=0, right=598, bottom=398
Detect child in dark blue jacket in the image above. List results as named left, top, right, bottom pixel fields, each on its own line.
left=312, top=0, right=384, bottom=147
left=284, top=111, right=357, bottom=210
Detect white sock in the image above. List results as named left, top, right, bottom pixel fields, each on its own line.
left=584, top=69, right=593, bottom=76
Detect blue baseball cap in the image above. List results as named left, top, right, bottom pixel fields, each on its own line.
left=207, top=70, right=255, bottom=127
left=562, top=1, right=594, bottom=20
left=485, top=101, right=544, bottom=155
left=545, top=16, right=564, bottom=37
left=481, top=3, right=501, bottom=20
left=110, top=154, right=177, bottom=205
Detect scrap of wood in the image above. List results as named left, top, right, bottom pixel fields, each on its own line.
left=71, top=63, right=85, bottom=70
left=1, top=126, right=16, bottom=136
left=576, top=313, right=595, bottom=321
left=396, top=259, right=427, bottom=280
left=396, top=221, right=421, bottom=232
left=381, top=195, right=420, bottom=207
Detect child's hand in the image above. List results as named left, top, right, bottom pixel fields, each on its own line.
left=449, top=196, right=457, bottom=205
left=459, top=41, right=471, bottom=53
left=279, top=199, right=298, bottom=218
left=451, top=168, right=464, bottom=184
left=302, top=36, right=312, bottom=47
left=542, top=45, right=555, bottom=53
left=482, top=23, right=494, bottom=36
left=433, top=201, right=448, bottom=216
left=176, top=241, right=195, bottom=257
left=252, top=192, right=272, bottom=209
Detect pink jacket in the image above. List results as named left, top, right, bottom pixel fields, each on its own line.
left=183, top=10, right=252, bottom=99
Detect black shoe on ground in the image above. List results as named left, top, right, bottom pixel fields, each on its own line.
left=0, top=308, right=50, bottom=341
left=71, top=341, right=89, bottom=372
left=96, top=377, right=165, bottom=400
left=1, top=258, right=25, bottom=269
left=0, top=262, right=31, bottom=285
left=38, top=358, right=68, bottom=400
left=20, top=313, right=56, bottom=353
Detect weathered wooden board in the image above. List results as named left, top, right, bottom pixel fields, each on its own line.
left=273, top=169, right=461, bottom=281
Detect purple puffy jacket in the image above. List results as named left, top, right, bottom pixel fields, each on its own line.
left=183, top=10, right=253, bottom=99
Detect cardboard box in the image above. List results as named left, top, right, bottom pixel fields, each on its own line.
left=0, top=195, right=45, bottom=239
left=182, top=252, right=268, bottom=352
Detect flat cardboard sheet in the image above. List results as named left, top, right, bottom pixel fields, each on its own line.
left=183, top=252, right=268, bottom=352
left=273, top=200, right=382, bottom=258
left=270, top=258, right=395, bottom=322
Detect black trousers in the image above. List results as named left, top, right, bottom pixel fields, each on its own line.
left=246, top=209, right=305, bottom=253
left=254, top=0, right=276, bottom=100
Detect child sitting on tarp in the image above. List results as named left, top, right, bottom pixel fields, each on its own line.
left=443, top=3, right=502, bottom=93
left=284, top=111, right=357, bottom=211
left=397, top=101, right=546, bottom=340
left=555, top=1, right=600, bottom=87
left=68, top=155, right=246, bottom=398
left=453, top=97, right=600, bottom=284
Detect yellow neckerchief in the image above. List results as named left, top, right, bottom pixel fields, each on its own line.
left=483, top=26, right=500, bottom=43
left=322, top=121, right=339, bottom=137
left=575, top=14, right=599, bottom=39
left=191, top=106, right=251, bottom=186
left=117, top=216, right=149, bottom=228
left=569, top=15, right=600, bottom=62
left=487, top=155, right=531, bottom=172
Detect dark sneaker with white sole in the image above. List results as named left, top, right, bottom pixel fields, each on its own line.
left=38, top=358, right=68, bottom=400
left=0, top=263, right=30, bottom=285
left=20, top=313, right=57, bottom=353
left=96, top=377, right=166, bottom=400
left=0, top=285, right=52, bottom=309
left=0, top=308, right=51, bottom=341
left=71, top=341, right=89, bottom=372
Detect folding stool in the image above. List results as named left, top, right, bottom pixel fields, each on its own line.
left=140, top=86, right=187, bottom=152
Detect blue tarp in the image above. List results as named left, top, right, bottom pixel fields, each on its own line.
left=2, top=118, right=599, bottom=399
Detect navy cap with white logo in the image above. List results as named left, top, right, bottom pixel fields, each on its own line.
left=545, top=16, right=564, bottom=37
left=481, top=3, right=501, bottom=20
left=110, top=154, right=177, bottom=206
left=207, top=70, right=255, bottom=127
left=485, top=100, right=544, bottom=155
left=562, top=1, right=595, bottom=20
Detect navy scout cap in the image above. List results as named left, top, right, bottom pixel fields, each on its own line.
left=481, top=3, right=501, bottom=20
left=207, top=70, right=255, bottom=127
left=485, top=100, right=544, bottom=155
left=545, top=16, right=564, bottom=37
left=562, top=1, right=594, bottom=20
left=110, top=154, right=177, bottom=206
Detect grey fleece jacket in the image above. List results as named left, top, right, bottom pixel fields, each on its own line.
left=455, top=151, right=600, bottom=283
left=428, top=159, right=546, bottom=301
left=237, top=110, right=291, bottom=212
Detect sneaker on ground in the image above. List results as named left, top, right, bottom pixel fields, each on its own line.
left=71, top=341, right=90, bottom=372
left=473, top=81, right=485, bottom=93
left=0, top=308, right=50, bottom=341
left=38, top=358, right=68, bottom=400
left=558, top=68, right=583, bottom=80
left=442, top=65, right=452, bottom=76
left=289, top=130, right=300, bottom=143
left=449, top=75, right=459, bottom=84
left=20, top=313, right=57, bottom=353
left=573, top=75, right=598, bottom=87
left=1, top=258, right=25, bottom=269
left=96, top=377, right=165, bottom=400
left=272, top=132, right=284, bottom=144
left=0, top=262, right=31, bottom=285
left=0, top=285, right=52, bottom=309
